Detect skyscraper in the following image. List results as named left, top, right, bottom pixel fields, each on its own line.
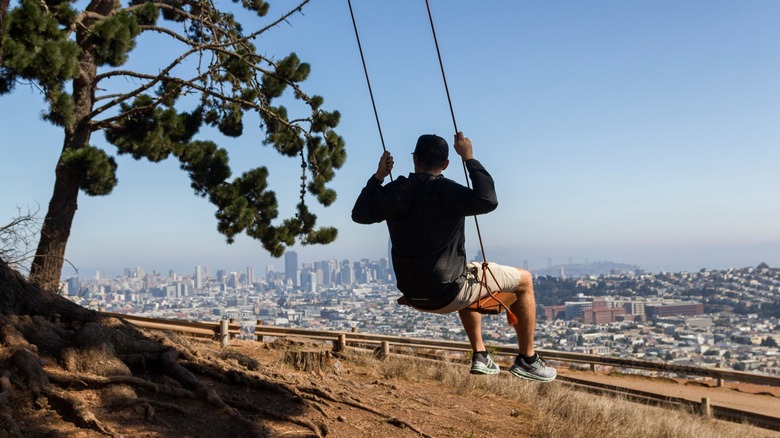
left=195, top=265, right=203, bottom=290
left=285, top=251, right=298, bottom=287
left=67, top=277, right=80, bottom=296
left=246, top=266, right=254, bottom=285
left=387, top=238, right=394, bottom=280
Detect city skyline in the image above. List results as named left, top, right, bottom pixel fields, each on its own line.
left=66, top=251, right=772, bottom=283
left=64, top=255, right=780, bottom=377
left=2, top=1, right=780, bottom=279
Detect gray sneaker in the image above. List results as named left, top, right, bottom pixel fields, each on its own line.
left=509, top=354, right=557, bottom=382
left=470, top=352, right=500, bottom=375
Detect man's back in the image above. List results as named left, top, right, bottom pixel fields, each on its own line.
left=352, top=159, right=497, bottom=310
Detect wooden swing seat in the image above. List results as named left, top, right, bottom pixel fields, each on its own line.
left=396, top=291, right=516, bottom=315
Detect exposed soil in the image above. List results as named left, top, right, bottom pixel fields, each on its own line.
left=7, top=330, right=780, bottom=437
left=3, top=332, right=539, bottom=437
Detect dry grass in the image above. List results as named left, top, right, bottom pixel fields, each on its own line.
left=346, top=350, right=776, bottom=438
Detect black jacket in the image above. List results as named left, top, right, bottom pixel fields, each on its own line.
left=351, top=159, right=498, bottom=310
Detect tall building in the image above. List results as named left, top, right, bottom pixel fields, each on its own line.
left=246, top=266, right=254, bottom=285
left=285, top=251, right=298, bottom=287
left=340, top=259, right=355, bottom=285
left=67, top=277, right=80, bottom=296
left=387, top=238, right=394, bottom=280
left=307, top=271, right=317, bottom=293
left=195, top=265, right=203, bottom=290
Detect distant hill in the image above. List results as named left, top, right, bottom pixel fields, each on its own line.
left=533, top=261, right=640, bottom=278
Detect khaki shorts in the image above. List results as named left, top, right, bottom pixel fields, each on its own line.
left=429, top=262, right=523, bottom=314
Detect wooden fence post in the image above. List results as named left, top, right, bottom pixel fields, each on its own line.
left=333, top=334, right=347, bottom=353
left=381, top=341, right=390, bottom=359
left=220, top=320, right=229, bottom=348
left=700, top=397, right=711, bottom=417
left=229, top=318, right=236, bottom=339
left=256, top=320, right=264, bottom=342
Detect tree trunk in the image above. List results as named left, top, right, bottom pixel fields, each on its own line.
left=28, top=0, right=113, bottom=290
left=0, top=0, right=10, bottom=63
left=28, top=165, right=81, bottom=292
left=284, top=350, right=332, bottom=373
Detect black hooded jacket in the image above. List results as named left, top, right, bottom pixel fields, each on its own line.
left=351, top=159, right=498, bottom=310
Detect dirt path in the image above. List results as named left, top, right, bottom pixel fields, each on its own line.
left=231, top=339, right=537, bottom=437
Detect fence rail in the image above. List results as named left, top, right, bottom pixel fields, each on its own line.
left=104, top=312, right=240, bottom=346
left=252, top=324, right=780, bottom=388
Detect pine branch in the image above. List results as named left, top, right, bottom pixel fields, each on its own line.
left=93, top=70, right=309, bottom=144
left=90, top=46, right=203, bottom=120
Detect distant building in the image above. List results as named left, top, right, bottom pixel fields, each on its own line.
left=582, top=307, right=627, bottom=325
left=67, top=277, right=80, bottom=296
left=623, top=301, right=646, bottom=317
left=285, top=251, right=298, bottom=287
left=543, top=305, right=566, bottom=320
left=340, top=259, right=355, bottom=285
left=564, top=301, right=593, bottom=319
left=195, top=265, right=203, bottom=290
left=646, top=302, right=704, bottom=319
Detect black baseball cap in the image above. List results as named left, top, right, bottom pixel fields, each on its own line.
left=413, top=134, right=449, bottom=160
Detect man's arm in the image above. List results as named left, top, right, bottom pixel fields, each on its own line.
left=463, top=159, right=498, bottom=213
left=351, top=151, right=397, bottom=224
left=351, top=178, right=383, bottom=224
left=445, top=132, right=498, bottom=215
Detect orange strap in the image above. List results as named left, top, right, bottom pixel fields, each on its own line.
left=470, top=262, right=519, bottom=326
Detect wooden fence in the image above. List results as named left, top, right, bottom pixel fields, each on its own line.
left=105, top=312, right=240, bottom=347
left=252, top=323, right=780, bottom=388
left=108, top=312, right=780, bottom=388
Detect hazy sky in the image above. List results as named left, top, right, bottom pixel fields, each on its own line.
left=2, top=0, right=779, bottom=278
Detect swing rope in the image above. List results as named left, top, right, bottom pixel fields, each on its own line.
left=424, top=0, right=518, bottom=326
left=346, top=0, right=392, bottom=181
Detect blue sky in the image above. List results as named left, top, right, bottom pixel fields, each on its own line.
left=2, top=0, right=779, bottom=278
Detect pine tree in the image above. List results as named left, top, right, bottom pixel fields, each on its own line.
left=1, top=0, right=345, bottom=291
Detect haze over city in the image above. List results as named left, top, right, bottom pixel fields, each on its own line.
left=2, top=1, right=779, bottom=278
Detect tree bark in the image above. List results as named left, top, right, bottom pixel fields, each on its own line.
left=28, top=0, right=114, bottom=291
left=284, top=350, right=331, bottom=373
left=0, top=0, right=10, bottom=63
left=29, top=165, right=81, bottom=291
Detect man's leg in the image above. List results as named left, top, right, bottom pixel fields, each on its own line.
left=507, top=268, right=556, bottom=382
left=458, top=308, right=485, bottom=352
left=458, top=307, right=499, bottom=375
left=510, top=268, right=536, bottom=357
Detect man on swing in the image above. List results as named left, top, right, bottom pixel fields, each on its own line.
left=352, top=132, right=556, bottom=382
